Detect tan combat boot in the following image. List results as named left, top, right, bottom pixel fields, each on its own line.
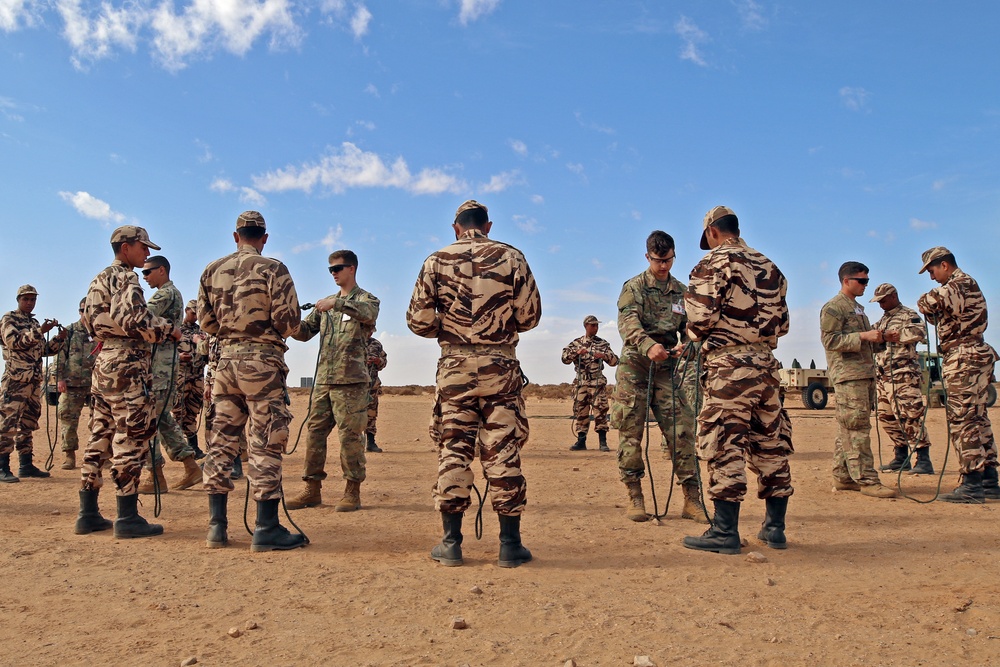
left=285, top=479, right=322, bottom=510
left=860, top=482, right=898, bottom=498
left=680, top=483, right=710, bottom=523
left=833, top=479, right=861, bottom=491
left=625, top=481, right=649, bottom=522
left=61, top=451, right=76, bottom=470
left=172, top=457, right=203, bottom=490
left=138, top=463, right=168, bottom=495
left=335, top=479, right=362, bottom=512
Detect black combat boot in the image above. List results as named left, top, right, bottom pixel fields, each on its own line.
left=939, top=471, right=985, bottom=504
left=251, top=498, right=308, bottom=552
left=597, top=431, right=610, bottom=452
left=17, top=452, right=50, bottom=478
left=757, top=496, right=788, bottom=549
left=114, top=494, right=164, bottom=538
left=879, top=446, right=911, bottom=472
left=365, top=432, right=383, bottom=453
left=910, top=447, right=934, bottom=475
left=74, top=488, right=113, bottom=535
left=430, top=512, right=464, bottom=566
left=188, top=434, right=205, bottom=460
left=231, top=455, right=243, bottom=481
left=497, top=514, right=532, bottom=568
left=0, top=453, right=19, bottom=483
left=569, top=432, right=587, bottom=451
left=206, top=493, right=229, bottom=548
left=682, top=500, right=742, bottom=554
left=983, top=466, right=1000, bottom=500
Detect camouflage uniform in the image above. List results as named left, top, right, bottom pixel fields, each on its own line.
left=0, top=309, right=63, bottom=456
left=291, top=286, right=379, bottom=483
left=872, top=300, right=932, bottom=451
left=198, top=243, right=301, bottom=502
left=611, top=269, right=698, bottom=485
left=55, top=320, right=96, bottom=452
left=172, top=310, right=207, bottom=440
left=365, top=336, right=387, bottom=435
left=820, top=292, right=881, bottom=486
left=146, top=279, right=195, bottom=466
left=918, top=267, right=999, bottom=474
left=561, top=327, right=619, bottom=435
left=407, top=227, right=541, bottom=516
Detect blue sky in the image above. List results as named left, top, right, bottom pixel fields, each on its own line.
left=2, top=0, right=998, bottom=386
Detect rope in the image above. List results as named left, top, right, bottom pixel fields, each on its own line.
left=42, top=328, right=59, bottom=471
left=285, top=303, right=318, bottom=456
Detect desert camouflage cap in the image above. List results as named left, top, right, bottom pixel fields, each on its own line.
left=918, top=246, right=952, bottom=274
left=701, top=205, right=737, bottom=250
left=454, top=199, right=489, bottom=227
left=237, top=210, right=266, bottom=230
left=110, top=225, right=162, bottom=250
left=186, top=299, right=197, bottom=311
left=16, top=284, right=38, bottom=298
left=583, top=315, right=599, bottom=325
left=869, top=283, right=897, bottom=303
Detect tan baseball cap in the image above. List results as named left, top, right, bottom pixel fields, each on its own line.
left=869, top=283, right=897, bottom=303
left=186, top=299, right=197, bottom=311
left=918, top=246, right=951, bottom=274
left=111, top=225, right=161, bottom=250
left=237, top=211, right=266, bottom=230
left=16, top=284, right=38, bottom=297
left=701, top=206, right=737, bottom=250
left=455, top=200, right=489, bottom=226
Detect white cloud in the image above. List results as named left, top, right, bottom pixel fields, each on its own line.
left=479, top=169, right=523, bottom=193
left=736, top=0, right=767, bottom=31
left=292, top=224, right=343, bottom=254
left=59, top=190, right=126, bottom=227
left=910, top=217, right=937, bottom=231
left=458, top=0, right=500, bottom=26
left=349, top=4, right=371, bottom=38
left=1, top=0, right=41, bottom=31
left=675, top=15, right=708, bottom=67
left=195, top=138, right=213, bottom=163
left=511, top=214, right=540, bottom=234
left=364, top=83, right=379, bottom=97
left=211, top=177, right=266, bottom=205
left=530, top=194, right=544, bottom=205
left=508, top=139, right=527, bottom=156
left=839, top=86, right=871, bottom=112
left=574, top=111, right=615, bottom=135
left=252, top=142, right=467, bottom=196
left=210, top=177, right=236, bottom=193
left=57, top=0, right=143, bottom=69
left=0, top=96, right=25, bottom=121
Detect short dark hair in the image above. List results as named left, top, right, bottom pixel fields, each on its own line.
left=710, top=215, right=740, bottom=237
left=145, top=255, right=170, bottom=275
left=237, top=226, right=267, bottom=241
left=329, top=250, right=358, bottom=267
left=646, top=231, right=675, bottom=256
left=838, top=261, right=869, bottom=282
left=930, top=253, right=957, bottom=270
left=111, top=241, right=123, bottom=255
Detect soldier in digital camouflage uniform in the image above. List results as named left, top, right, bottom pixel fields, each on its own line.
left=286, top=249, right=380, bottom=512
left=55, top=298, right=96, bottom=470
left=75, top=226, right=179, bottom=539
left=0, top=285, right=65, bottom=482
left=917, top=247, right=1000, bottom=502
left=869, top=283, right=934, bottom=475
left=820, top=261, right=898, bottom=499
left=172, top=299, right=207, bottom=459
left=611, top=230, right=705, bottom=524
left=680, top=207, right=794, bottom=555
left=139, top=255, right=202, bottom=493
left=407, top=199, right=541, bottom=568
left=562, top=315, right=618, bottom=452
left=198, top=211, right=306, bottom=551
left=364, top=333, right=388, bottom=453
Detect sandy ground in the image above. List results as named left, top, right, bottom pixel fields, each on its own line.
left=2, top=390, right=999, bottom=667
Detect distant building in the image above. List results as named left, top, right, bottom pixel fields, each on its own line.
left=300, top=377, right=314, bottom=388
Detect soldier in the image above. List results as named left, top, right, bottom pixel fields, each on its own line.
left=917, top=247, right=1000, bottom=502
left=870, top=283, right=934, bottom=475
left=173, top=300, right=207, bottom=459
left=75, top=226, right=179, bottom=539
left=364, top=332, right=388, bottom=453
left=286, top=250, right=380, bottom=512
left=139, top=255, right=202, bottom=492
left=611, top=231, right=706, bottom=524
left=680, top=206, right=794, bottom=555
left=201, top=332, right=245, bottom=481
left=55, top=298, right=96, bottom=470
left=0, top=285, right=65, bottom=482
left=820, top=261, right=898, bottom=498
left=198, top=211, right=306, bottom=551
left=561, top=315, right=619, bottom=452
left=407, top=199, right=541, bottom=568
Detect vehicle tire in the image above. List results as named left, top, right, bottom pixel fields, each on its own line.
left=988, top=384, right=997, bottom=409
left=802, top=382, right=828, bottom=410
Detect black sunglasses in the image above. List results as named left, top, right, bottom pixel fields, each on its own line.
left=328, top=264, right=350, bottom=274
left=141, top=268, right=159, bottom=276
left=848, top=277, right=870, bottom=285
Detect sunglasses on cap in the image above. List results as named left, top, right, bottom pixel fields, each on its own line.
left=328, top=264, right=351, bottom=274
left=848, top=277, right=870, bottom=285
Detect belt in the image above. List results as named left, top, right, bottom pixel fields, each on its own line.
left=100, top=338, right=149, bottom=349
left=440, top=343, right=516, bottom=357
left=220, top=341, right=284, bottom=356
left=942, top=335, right=984, bottom=353
left=703, top=342, right=771, bottom=362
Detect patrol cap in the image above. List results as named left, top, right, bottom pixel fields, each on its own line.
left=186, top=299, right=197, bottom=311
left=918, top=246, right=952, bottom=274
left=455, top=200, right=489, bottom=227
left=237, top=211, right=266, bottom=230
left=869, top=283, right=897, bottom=303
left=111, top=225, right=161, bottom=250
left=16, top=284, right=38, bottom=298
left=583, top=315, right=599, bottom=325
left=701, top=206, right=737, bottom=250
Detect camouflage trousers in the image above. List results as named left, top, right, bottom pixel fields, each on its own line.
left=697, top=353, right=793, bottom=502
left=172, top=371, right=204, bottom=439
left=302, top=382, right=369, bottom=483
left=571, top=382, right=610, bottom=435
left=433, top=352, right=528, bottom=516
left=202, top=348, right=291, bottom=501
left=943, top=344, right=998, bottom=474
left=58, top=386, right=91, bottom=451
left=365, top=381, right=381, bottom=435
left=147, top=384, right=194, bottom=469
left=81, top=345, right=157, bottom=497
left=0, top=365, right=42, bottom=456
left=875, top=371, right=930, bottom=451
left=832, top=379, right=880, bottom=485
left=611, top=350, right=696, bottom=485
left=204, top=377, right=247, bottom=455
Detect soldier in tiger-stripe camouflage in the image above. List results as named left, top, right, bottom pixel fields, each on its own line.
left=364, top=334, right=387, bottom=453
left=681, top=206, right=794, bottom=555
left=562, top=315, right=618, bottom=452
left=407, top=199, right=541, bottom=568
left=173, top=300, right=207, bottom=458
left=55, top=299, right=96, bottom=470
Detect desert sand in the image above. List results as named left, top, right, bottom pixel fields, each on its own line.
left=2, top=389, right=998, bottom=667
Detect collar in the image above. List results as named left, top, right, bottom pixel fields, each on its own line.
left=458, top=229, right=489, bottom=240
